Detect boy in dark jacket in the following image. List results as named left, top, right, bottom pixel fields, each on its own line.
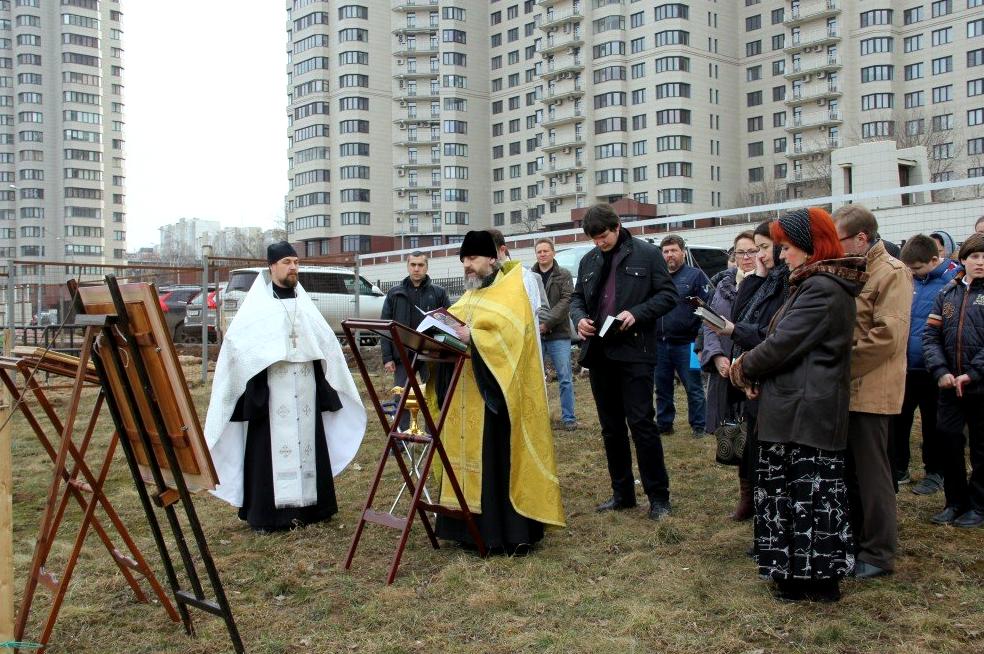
left=922, top=233, right=984, bottom=528
left=895, top=235, right=958, bottom=494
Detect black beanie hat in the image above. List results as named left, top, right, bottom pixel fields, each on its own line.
left=267, top=240, right=298, bottom=264
left=458, top=230, right=497, bottom=261
left=778, top=209, right=814, bottom=254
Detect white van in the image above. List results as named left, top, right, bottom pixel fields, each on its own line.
left=220, top=266, right=386, bottom=343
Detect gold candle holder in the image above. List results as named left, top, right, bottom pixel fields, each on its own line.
left=391, top=385, right=426, bottom=436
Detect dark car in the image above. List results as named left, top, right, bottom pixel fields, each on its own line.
left=181, top=284, right=224, bottom=343
left=157, top=285, right=202, bottom=343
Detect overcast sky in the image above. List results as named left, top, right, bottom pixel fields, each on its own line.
left=124, top=3, right=289, bottom=248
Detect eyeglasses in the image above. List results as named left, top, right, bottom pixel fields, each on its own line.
left=734, top=249, right=759, bottom=258
left=839, top=232, right=860, bottom=243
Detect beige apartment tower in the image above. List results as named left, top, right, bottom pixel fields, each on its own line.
left=0, top=0, right=127, bottom=278
left=285, top=0, right=984, bottom=254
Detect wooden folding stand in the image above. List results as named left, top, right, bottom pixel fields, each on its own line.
left=341, top=319, right=486, bottom=585
left=70, top=276, right=244, bottom=653
left=0, top=348, right=178, bottom=653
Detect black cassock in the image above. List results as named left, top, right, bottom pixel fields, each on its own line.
left=434, top=346, right=544, bottom=554
left=231, top=360, right=343, bottom=531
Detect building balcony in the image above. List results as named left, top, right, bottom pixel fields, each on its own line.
left=394, top=67, right=439, bottom=80
left=395, top=89, right=439, bottom=103
left=784, top=55, right=842, bottom=79
left=786, top=109, right=843, bottom=132
left=538, top=8, right=583, bottom=31
left=393, top=24, right=438, bottom=37
left=394, top=133, right=440, bottom=146
left=394, top=156, right=441, bottom=170
left=541, top=134, right=586, bottom=153
left=395, top=204, right=442, bottom=216
left=787, top=137, right=841, bottom=159
left=395, top=179, right=441, bottom=192
left=784, top=0, right=840, bottom=28
left=392, top=0, right=439, bottom=12
left=541, top=56, right=584, bottom=79
left=540, top=82, right=584, bottom=104
left=535, top=0, right=563, bottom=8
left=784, top=26, right=840, bottom=53
left=393, top=43, right=439, bottom=57
left=538, top=32, right=584, bottom=55
left=395, top=221, right=443, bottom=235
left=393, top=112, right=440, bottom=126
left=541, top=108, right=584, bottom=128
left=786, top=168, right=829, bottom=184
left=543, top=182, right=585, bottom=200
left=543, top=157, right=585, bottom=176
left=785, top=81, right=841, bottom=106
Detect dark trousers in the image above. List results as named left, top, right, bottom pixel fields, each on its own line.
left=890, top=370, right=944, bottom=479
left=936, top=390, right=984, bottom=512
left=655, top=341, right=706, bottom=431
left=589, top=357, right=670, bottom=504
left=845, top=412, right=897, bottom=571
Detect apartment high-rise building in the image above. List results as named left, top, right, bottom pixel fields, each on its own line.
left=285, top=0, right=984, bottom=255
left=0, top=0, right=127, bottom=277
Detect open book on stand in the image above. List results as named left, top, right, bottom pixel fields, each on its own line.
left=416, top=307, right=469, bottom=352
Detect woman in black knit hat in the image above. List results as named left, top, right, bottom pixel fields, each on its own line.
left=729, top=207, right=868, bottom=602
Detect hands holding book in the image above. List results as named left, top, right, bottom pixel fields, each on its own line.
left=705, top=318, right=735, bottom=337
left=577, top=310, right=635, bottom=339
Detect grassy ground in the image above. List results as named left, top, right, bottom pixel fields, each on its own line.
left=8, top=363, right=984, bottom=654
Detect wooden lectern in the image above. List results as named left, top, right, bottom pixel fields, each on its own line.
left=341, top=319, right=486, bottom=585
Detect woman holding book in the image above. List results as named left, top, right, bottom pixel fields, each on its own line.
left=728, top=208, right=866, bottom=602
left=706, top=220, right=790, bottom=521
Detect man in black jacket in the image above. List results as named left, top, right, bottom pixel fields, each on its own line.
left=380, top=251, right=451, bottom=388
left=570, top=204, right=679, bottom=520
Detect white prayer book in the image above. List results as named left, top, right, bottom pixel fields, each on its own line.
left=597, top=315, right=624, bottom=338
left=694, top=306, right=727, bottom=330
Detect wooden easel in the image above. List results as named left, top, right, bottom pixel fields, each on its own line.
left=69, top=276, right=244, bottom=653
left=0, top=349, right=178, bottom=652
left=341, top=319, right=486, bottom=585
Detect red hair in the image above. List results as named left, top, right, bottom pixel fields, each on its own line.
left=769, top=207, right=844, bottom=265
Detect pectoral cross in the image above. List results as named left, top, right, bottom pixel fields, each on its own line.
left=289, top=328, right=298, bottom=349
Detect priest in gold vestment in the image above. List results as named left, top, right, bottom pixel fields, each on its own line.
left=432, top=230, right=565, bottom=555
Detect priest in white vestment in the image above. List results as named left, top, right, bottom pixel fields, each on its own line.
left=205, top=242, right=366, bottom=532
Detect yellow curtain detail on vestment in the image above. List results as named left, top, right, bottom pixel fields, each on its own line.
left=434, top=261, right=565, bottom=527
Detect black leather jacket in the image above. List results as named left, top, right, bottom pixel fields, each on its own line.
left=570, top=234, right=678, bottom=365
left=379, top=275, right=450, bottom=364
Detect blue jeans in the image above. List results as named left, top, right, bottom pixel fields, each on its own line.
left=542, top=338, right=576, bottom=423
left=655, top=341, right=706, bottom=432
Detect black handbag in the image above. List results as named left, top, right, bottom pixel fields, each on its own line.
left=715, top=416, right=747, bottom=466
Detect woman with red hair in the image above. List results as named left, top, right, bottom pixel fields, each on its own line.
left=730, top=207, right=868, bottom=602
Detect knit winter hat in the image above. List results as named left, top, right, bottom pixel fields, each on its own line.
left=778, top=209, right=814, bottom=254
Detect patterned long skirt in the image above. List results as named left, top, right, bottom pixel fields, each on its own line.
left=754, top=442, right=855, bottom=581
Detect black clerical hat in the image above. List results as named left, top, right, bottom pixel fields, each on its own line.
left=458, top=230, right=496, bottom=261
left=267, top=240, right=298, bottom=264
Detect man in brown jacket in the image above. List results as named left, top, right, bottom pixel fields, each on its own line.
left=833, top=205, right=913, bottom=579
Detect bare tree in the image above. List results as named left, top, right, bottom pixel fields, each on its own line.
left=893, top=108, right=965, bottom=200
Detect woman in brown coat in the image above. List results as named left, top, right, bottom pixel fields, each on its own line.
left=730, top=208, right=867, bottom=602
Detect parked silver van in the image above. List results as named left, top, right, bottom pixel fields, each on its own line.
left=220, top=266, right=386, bottom=343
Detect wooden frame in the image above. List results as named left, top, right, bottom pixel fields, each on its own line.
left=341, top=319, right=486, bottom=585
left=71, top=276, right=243, bottom=653
left=75, top=281, right=216, bottom=492
left=0, top=351, right=178, bottom=652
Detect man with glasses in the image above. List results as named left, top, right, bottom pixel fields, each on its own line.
left=832, top=205, right=913, bottom=579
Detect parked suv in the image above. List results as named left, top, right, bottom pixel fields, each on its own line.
left=158, top=285, right=202, bottom=343
left=220, top=266, right=386, bottom=343
left=181, top=283, right=225, bottom=343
